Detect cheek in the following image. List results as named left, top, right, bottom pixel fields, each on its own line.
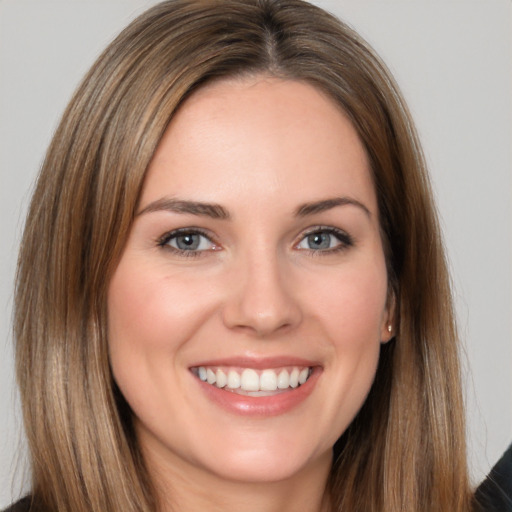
left=108, top=260, right=212, bottom=356
left=106, top=258, right=219, bottom=426
left=310, top=258, right=389, bottom=343
left=106, top=260, right=208, bottom=405
left=319, top=261, right=387, bottom=425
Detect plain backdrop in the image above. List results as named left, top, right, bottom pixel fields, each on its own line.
left=1, top=0, right=511, bottom=507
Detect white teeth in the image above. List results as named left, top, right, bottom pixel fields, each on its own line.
left=196, top=366, right=312, bottom=392
left=206, top=368, right=216, bottom=385
left=241, top=369, right=259, bottom=391
left=260, top=369, right=278, bottom=391
left=215, top=369, right=227, bottom=388
left=299, top=368, right=309, bottom=385
left=227, top=370, right=241, bottom=389
left=277, top=369, right=290, bottom=389
left=289, top=368, right=299, bottom=388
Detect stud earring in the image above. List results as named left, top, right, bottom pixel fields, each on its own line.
left=387, top=324, right=392, bottom=333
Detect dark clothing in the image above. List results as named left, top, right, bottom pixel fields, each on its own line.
left=4, top=444, right=512, bottom=511
left=475, top=443, right=512, bottom=511
left=2, top=496, right=31, bottom=512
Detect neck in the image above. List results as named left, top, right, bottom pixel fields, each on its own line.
left=144, top=443, right=333, bottom=512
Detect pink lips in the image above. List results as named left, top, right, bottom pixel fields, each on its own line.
left=191, top=355, right=320, bottom=370
left=190, top=356, right=322, bottom=416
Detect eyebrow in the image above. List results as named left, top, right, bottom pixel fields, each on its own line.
left=137, top=196, right=370, bottom=220
left=295, top=197, right=371, bottom=217
left=137, top=198, right=230, bottom=219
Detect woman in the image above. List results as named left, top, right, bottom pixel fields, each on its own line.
left=8, top=0, right=479, bottom=510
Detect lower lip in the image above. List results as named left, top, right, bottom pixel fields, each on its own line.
left=194, top=368, right=321, bottom=416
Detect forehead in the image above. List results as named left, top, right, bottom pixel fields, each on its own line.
left=141, top=76, right=376, bottom=216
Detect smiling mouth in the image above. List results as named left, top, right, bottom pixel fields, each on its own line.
left=190, top=366, right=313, bottom=396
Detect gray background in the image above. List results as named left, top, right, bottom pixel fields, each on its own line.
left=1, top=0, right=510, bottom=506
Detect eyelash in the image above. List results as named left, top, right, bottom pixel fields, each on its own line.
left=296, top=226, right=354, bottom=255
left=157, top=228, right=218, bottom=258
left=156, top=226, right=354, bottom=257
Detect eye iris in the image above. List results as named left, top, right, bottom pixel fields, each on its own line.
left=307, top=232, right=331, bottom=249
left=176, top=234, right=200, bottom=250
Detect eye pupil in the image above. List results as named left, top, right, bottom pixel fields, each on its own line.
left=308, top=233, right=330, bottom=249
left=176, top=234, right=200, bottom=250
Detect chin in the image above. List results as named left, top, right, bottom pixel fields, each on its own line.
left=194, top=435, right=332, bottom=484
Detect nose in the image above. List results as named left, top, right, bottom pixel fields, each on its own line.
left=221, top=252, right=302, bottom=337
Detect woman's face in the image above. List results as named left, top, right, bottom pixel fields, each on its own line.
left=108, top=76, right=393, bottom=484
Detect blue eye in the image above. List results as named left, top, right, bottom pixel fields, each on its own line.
left=159, top=229, right=216, bottom=253
left=297, top=228, right=352, bottom=252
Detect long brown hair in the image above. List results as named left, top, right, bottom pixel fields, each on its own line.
left=14, top=1, right=472, bottom=510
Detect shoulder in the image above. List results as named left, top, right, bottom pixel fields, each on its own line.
left=2, top=497, right=32, bottom=512
left=475, top=443, right=512, bottom=511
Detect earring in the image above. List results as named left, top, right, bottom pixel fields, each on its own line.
left=387, top=324, right=392, bottom=333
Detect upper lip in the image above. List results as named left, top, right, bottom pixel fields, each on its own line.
left=189, top=355, right=321, bottom=370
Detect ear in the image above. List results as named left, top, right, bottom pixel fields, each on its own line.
left=380, top=292, right=396, bottom=343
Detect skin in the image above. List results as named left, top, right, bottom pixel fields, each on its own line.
left=108, top=76, right=394, bottom=512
